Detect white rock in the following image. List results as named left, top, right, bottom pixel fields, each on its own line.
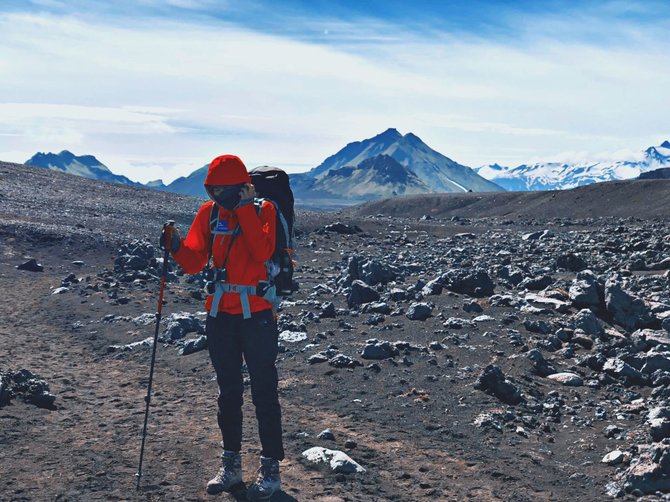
left=472, top=315, right=495, bottom=323
left=133, top=313, right=157, bottom=325
left=301, top=447, right=366, bottom=473
left=520, top=305, right=549, bottom=315
left=524, top=293, right=571, bottom=312
left=279, top=330, right=307, bottom=343
left=601, top=450, right=624, bottom=466
left=546, top=372, right=584, bottom=386
left=51, top=287, right=69, bottom=295
left=109, top=337, right=153, bottom=352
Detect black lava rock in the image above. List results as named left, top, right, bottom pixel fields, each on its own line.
left=475, top=365, right=522, bottom=405
left=17, top=258, right=44, bottom=272
left=406, top=302, right=432, bottom=321
left=347, top=280, right=380, bottom=309
left=556, top=253, right=587, bottom=272
left=440, top=269, right=495, bottom=297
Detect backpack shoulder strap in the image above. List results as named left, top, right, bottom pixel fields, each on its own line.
left=255, top=197, right=290, bottom=247
left=209, top=203, right=219, bottom=232
left=207, top=203, right=219, bottom=266
left=276, top=208, right=290, bottom=248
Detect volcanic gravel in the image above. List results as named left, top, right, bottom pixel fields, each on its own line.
left=1, top=161, right=670, bottom=501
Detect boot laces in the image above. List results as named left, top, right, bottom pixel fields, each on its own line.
left=255, top=458, right=279, bottom=486
left=218, top=452, right=240, bottom=481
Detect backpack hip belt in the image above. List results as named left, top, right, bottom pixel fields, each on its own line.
left=210, top=280, right=256, bottom=319
left=208, top=270, right=278, bottom=319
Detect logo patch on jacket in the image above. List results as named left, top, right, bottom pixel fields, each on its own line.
left=216, top=220, right=229, bottom=232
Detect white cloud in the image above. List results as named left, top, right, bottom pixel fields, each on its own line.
left=0, top=103, right=175, bottom=130
left=0, top=8, right=668, bottom=183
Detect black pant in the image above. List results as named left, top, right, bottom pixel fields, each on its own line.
left=206, top=309, right=284, bottom=460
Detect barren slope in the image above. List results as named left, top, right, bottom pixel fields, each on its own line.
left=1, top=161, right=669, bottom=502
left=347, top=179, right=670, bottom=220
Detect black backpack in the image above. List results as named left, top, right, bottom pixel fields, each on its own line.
left=207, top=166, right=296, bottom=298
left=249, top=166, right=296, bottom=297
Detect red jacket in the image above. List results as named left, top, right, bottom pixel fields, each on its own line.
left=172, top=155, right=276, bottom=315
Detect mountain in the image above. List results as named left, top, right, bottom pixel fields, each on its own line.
left=475, top=140, right=670, bottom=191
left=638, top=167, right=670, bottom=180
left=153, top=129, right=502, bottom=204
left=307, top=154, right=432, bottom=199
left=160, top=165, right=209, bottom=197
left=308, top=128, right=501, bottom=193
left=25, top=150, right=140, bottom=186
left=145, top=179, right=166, bottom=189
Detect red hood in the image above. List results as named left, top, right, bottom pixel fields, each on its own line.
left=204, top=155, right=250, bottom=186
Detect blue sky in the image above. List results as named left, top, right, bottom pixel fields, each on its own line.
left=1, top=0, right=669, bottom=182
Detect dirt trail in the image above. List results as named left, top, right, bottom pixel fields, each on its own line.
left=1, top=240, right=553, bottom=501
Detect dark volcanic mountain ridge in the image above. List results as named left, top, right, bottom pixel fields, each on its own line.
left=347, top=178, right=670, bottom=220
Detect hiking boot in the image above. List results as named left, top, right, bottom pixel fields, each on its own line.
left=247, top=456, right=281, bottom=501
left=206, top=450, right=242, bottom=494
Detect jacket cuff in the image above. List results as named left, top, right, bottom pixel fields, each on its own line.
left=237, top=198, right=254, bottom=208
left=171, top=238, right=185, bottom=261
left=235, top=202, right=256, bottom=218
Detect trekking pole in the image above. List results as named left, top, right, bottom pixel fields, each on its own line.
left=136, top=221, right=174, bottom=490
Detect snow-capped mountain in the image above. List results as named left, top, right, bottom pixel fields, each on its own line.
left=308, top=128, right=501, bottom=193
left=475, top=140, right=670, bottom=191
left=25, top=150, right=140, bottom=186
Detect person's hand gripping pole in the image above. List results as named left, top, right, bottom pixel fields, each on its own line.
left=160, top=220, right=181, bottom=254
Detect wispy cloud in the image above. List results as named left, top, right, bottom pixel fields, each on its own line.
left=0, top=2, right=668, bottom=182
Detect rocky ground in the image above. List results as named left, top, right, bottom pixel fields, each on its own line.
left=1, top=161, right=670, bottom=501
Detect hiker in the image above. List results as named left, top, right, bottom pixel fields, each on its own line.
left=161, top=154, right=284, bottom=500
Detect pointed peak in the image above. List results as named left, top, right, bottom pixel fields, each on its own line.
left=374, top=128, right=402, bottom=140
left=661, top=140, right=670, bottom=149
left=403, top=132, right=424, bottom=145
left=58, top=150, right=75, bottom=157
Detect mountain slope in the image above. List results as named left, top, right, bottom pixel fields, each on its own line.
left=347, top=178, right=670, bottom=220
left=309, top=154, right=433, bottom=199
left=638, top=167, right=670, bottom=180
left=310, top=128, right=501, bottom=193
left=25, top=150, right=140, bottom=186
left=475, top=140, right=670, bottom=191
left=160, top=165, right=209, bottom=197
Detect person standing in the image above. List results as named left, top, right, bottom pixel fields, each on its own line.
left=161, top=154, right=284, bottom=500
